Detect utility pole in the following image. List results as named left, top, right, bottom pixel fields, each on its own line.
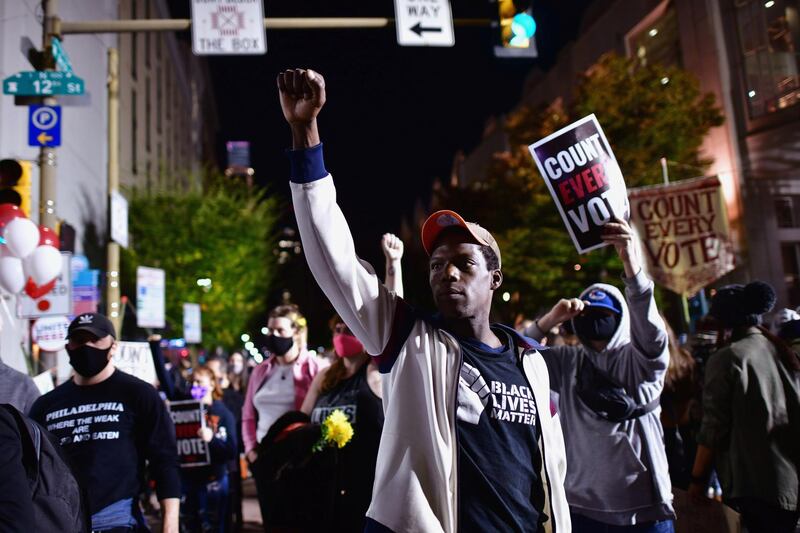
left=106, top=48, right=121, bottom=334
left=40, top=0, right=59, bottom=229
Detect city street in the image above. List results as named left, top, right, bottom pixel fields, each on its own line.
left=1, top=0, right=799, bottom=532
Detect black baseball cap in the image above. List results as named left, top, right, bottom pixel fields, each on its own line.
left=67, top=313, right=117, bottom=340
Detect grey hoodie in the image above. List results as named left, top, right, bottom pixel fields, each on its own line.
left=527, top=270, right=674, bottom=525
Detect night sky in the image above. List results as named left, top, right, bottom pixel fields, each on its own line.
left=169, top=0, right=595, bottom=340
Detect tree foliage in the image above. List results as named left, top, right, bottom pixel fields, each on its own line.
left=431, top=53, right=724, bottom=321
left=121, top=174, right=280, bottom=348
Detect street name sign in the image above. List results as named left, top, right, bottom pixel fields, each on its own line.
left=52, top=38, right=74, bottom=72
left=3, top=71, right=85, bottom=96
left=28, top=105, right=61, bottom=147
left=191, top=0, right=267, bottom=55
left=395, top=0, right=455, bottom=47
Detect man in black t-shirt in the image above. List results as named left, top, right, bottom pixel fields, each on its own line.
left=30, top=313, right=180, bottom=533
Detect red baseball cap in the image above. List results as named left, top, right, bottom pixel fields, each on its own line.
left=421, top=210, right=502, bottom=268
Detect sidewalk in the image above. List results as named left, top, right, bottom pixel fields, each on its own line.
left=241, top=477, right=263, bottom=532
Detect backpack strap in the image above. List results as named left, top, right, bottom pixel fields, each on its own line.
left=0, top=404, right=39, bottom=482
left=628, top=396, right=662, bottom=419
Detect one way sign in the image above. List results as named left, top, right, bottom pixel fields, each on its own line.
left=395, top=0, right=454, bottom=47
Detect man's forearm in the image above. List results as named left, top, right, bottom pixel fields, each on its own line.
left=385, top=260, right=403, bottom=297
left=691, top=444, right=715, bottom=483
left=291, top=121, right=320, bottom=150
left=160, top=497, right=179, bottom=533
left=621, top=253, right=640, bottom=279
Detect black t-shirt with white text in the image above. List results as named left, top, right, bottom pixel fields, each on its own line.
left=456, top=328, right=546, bottom=532
left=29, top=369, right=181, bottom=515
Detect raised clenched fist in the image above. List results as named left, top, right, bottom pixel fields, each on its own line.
left=381, top=233, right=404, bottom=262
left=277, top=68, right=326, bottom=125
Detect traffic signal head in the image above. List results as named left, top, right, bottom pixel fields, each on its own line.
left=494, top=0, right=538, bottom=58
left=0, top=159, right=32, bottom=216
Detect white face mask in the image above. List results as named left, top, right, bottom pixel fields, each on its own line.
left=231, top=361, right=244, bottom=374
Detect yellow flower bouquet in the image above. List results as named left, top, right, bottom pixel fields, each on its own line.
left=313, top=409, right=354, bottom=452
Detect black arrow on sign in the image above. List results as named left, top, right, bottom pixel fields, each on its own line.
left=410, top=22, right=442, bottom=36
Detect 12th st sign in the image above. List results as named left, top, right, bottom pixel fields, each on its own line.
left=3, top=71, right=85, bottom=96
left=395, top=0, right=455, bottom=47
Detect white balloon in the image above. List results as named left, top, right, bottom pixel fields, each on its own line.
left=27, top=245, right=62, bottom=285
left=0, top=256, right=26, bottom=294
left=4, top=218, right=39, bottom=259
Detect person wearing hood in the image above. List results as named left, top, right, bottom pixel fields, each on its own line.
left=690, top=282, right=800, bottom=533
left=527, top=219, right=674, bottom=532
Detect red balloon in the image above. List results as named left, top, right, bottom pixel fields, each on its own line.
left=0, top=204, right=23, bottom=235
left=24, top=277, right=56, bottom=299
left=38, top=226, right=59, bottom=249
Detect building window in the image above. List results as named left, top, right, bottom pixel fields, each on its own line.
left=628, top=5, right=682, bottom=68
left=781, top=242, right=800, bottom=304
left=131, top=89, right=137, bottom=175
left=736, top=0, right=800, bottom=117
left=775, top=196, right=800, bottom=227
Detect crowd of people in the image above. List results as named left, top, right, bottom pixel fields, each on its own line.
left=0, top=67, right=797, bottom=533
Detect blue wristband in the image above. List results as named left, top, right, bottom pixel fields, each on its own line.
left=287, top=143, right=328, bottom=183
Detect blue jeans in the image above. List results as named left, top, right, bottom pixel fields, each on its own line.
left=181, top=474, right=229, bottom=533
left=571, top=512, right=674, bottom=533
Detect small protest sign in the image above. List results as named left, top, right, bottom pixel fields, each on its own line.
left=529, top=114, right=629, bottom=253
left=169, top=400, right=210, bottom=467
left=628, top=176, right=735, bottom=296
left=113, top=341, right=158, bottom=386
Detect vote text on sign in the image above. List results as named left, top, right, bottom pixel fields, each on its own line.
left=628, top=176, right=735, bottom=296
left=528, top=114, right=629, bottom=254
left=169, top=400, right=211, bottom=467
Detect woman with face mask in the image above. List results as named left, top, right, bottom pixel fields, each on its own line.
left=241, top=304, right=327, bottom=528
left=227, top=352, right=249, bottom=394
left=180, top=366, right=238, bottom=533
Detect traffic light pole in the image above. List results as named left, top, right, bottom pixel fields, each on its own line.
left=40, top=0, right=59, bottom=230
left=57, top=17, right=489, bottom=34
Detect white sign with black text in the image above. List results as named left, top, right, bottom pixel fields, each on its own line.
left=32, top=315, right=70, bottom=352
left=191, top=0, right=267, bottom=55
left=136, top=266, right=166, bottom=329
left=394, top=0, right=455, bottom=47
left=113, top=341, right=158, bottom=386
left=183, top=303, right=202, bottom=344
left=110, top=191, right=129, bottom=249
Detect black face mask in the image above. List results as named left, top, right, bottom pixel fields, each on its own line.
left=264, top=335, right=294, bottom=356
left=573, top=311, right=619, bottom=342
left=67, top=345, right=112, bottom=378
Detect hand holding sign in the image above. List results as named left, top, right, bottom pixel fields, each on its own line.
left=601, top=218, right=641, bottom=278
left=198, top=426, right=213, bottom=443
left=529, top=115, right=630, bottom=254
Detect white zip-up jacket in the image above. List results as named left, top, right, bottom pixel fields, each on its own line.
left=289, top=145, right=570, bottom=533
